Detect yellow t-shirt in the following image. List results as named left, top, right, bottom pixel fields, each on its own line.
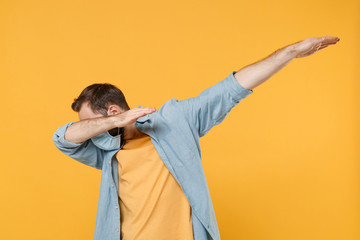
left=116, top=134, right=194, bottom=240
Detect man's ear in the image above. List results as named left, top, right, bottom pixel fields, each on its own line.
left=107, top=105, right=124, bottom=116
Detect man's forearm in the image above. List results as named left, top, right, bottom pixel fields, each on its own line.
left=64, top=116, right=117, bottom=143
left=234, top=44, right=297, bottom=91
left=234, top=36, right=340, bottom=90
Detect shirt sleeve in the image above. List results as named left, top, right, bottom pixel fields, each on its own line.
left=177, top=71, right=254, bottom=137
left=52, top=121, right=105, bottom=170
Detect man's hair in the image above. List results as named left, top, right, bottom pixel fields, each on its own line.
left=71, top=83, right=130, bottom=115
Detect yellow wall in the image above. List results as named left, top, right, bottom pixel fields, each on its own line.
left=0, top=0, right=358, bottom=239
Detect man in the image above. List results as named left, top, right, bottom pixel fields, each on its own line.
left=52, top=36, right=340, bottom=240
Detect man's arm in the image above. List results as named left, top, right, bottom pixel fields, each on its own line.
left=53, top=121, right=106, bottom=170
left=64, top=116, right=116, bottom=143
left=52, top=107, right=156, bottom=170
left=175, top=36, right=340, bottom=137
left=65, top=107, right=156, bottom=143
left=234, top=36, right=340, bottom=91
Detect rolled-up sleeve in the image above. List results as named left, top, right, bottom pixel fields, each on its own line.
left=176, top=71, right=253, bottom=137
left=52, top=121, right=104, bottom=170
left=223, top=71, right=253, bottom=101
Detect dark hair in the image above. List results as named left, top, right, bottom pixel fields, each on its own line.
left=71, top=83, right=130, bottom=115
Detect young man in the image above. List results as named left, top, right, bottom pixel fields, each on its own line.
left=53, top=36, right=340, bottom=240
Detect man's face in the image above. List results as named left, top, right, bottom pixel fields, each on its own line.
left=78, top=102, right=105, bottom=121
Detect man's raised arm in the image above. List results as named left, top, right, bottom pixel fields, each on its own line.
left=173, top=36, right=340, bottom=137
left=234, top=36, right=340, bottom=91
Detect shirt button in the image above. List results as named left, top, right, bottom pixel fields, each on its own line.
left=115, top=206, right=118, bottom=209
left=112, top=183, right=114, bottom=187
left=108, top=161, right=111, bottom=165
left=115, top=228, right=119, bottom=232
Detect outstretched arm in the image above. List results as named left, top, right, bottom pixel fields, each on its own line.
left=234, top=36, right=340, bottom=91
left=174, top=36, right=340, bottom=137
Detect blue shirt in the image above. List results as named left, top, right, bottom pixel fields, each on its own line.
left=52, top=71, right=253, bottom=240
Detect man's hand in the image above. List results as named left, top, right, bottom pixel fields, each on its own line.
left=292, top=36, right=340, bottom=58
left=111, top=107, right=156, bottom=128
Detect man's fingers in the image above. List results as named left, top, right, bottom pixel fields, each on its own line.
left=113, top=107, right=156, bottom=127
left=321, top=41, right=339, bottom=45
left=125, top=107, right=155, bottom=114
left=136, top=108, right=156, bottom=116
left=319, top=36, right=340, bottom=44
left=133, top=107, right=156, bottom=111
left=126, top=109, right=155, bottom=121
left=135, top=107, right=156, bottom=114
left=125, top=107, right=156, bottom=119
left=317, top=41, right=338, bottom=50
left=320, top=36, right=340, bottom=41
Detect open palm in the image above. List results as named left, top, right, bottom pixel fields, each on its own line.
left=293, top=36, right=340, bottom=58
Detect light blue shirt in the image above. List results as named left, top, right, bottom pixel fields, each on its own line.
left=52, top=71, right=253, bottom=240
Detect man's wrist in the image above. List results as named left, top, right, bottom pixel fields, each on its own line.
left=107, top=115, right=119, bottom=129
left=273, top=45, right=298, bottom=63
left=284, top=44, right=300, bottom=59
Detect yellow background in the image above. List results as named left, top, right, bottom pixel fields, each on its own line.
left=0, top=0, right=358, bottom=239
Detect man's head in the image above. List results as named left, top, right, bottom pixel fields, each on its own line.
left=72, top=83, right=130, bottom=136
left=72, top=83, right=130, bottom=118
